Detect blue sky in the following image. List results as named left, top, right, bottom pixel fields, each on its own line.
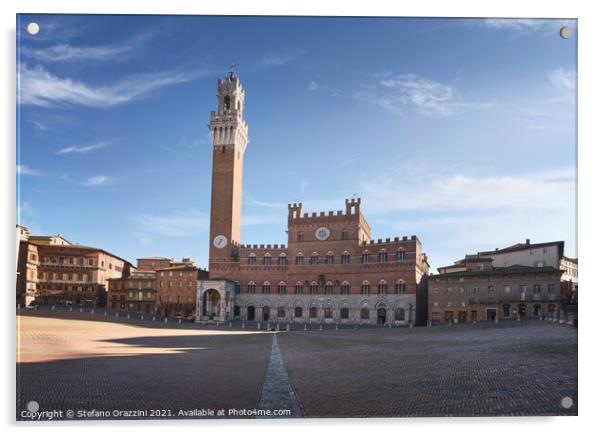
left=16, top=15, right=577, bottom=269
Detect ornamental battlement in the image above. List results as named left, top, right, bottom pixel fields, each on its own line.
left=288, top=198, right=362, bottom=223
left=362, top=235, right=420, bottom=246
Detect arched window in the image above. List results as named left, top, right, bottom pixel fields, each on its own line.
left=309, top=307, right=318, bottom=318
left=340, top=307, right=349, bottom=319
left=360, top=307, right=370, bottom=320
left=378, top=251, right=388, bottom=263
left=325, top=252, right=334, bottom=265
left=395, top=307, right=405, bottom=321
left=277, top=282, right=286, bottom=295
left=362, top=251, right=370, bottom=264
left=262, top=281, right=271, bottom=294
left=396, top=249, right=406, bottom=262
left=247, top=282, right=256, bottom=294
left=378, top=280, right=388, bottom=295
left=310, top=253, right=319, bottom=265
left=361, top=280, right=370, bottom=295
left=395, top=280, right=406, bottom=294
left=294, top=307, right=303, bottom=318
left=277, top=306, right=286, bottom=318
left=295, top=281, right=304, bottom=294
left=340, top=281, right=350, bottom=295
left=324, top=281, right=333, bottom=294
left=295, top=253, right=304, bottom=265
left=341, top=251, right=351, bottom=264
left=248, top=253, right=256, bottom=265
left=223, top=95, right=231, bottom=112
left=310, top=281, right=318, bottom=294
left=234, top=282, right=240, bottom=294
left=263, top=253, right=272, bottom=266
left=324, top=306, right=333, bottom=318
left=278, top=253, right=287, bottom=265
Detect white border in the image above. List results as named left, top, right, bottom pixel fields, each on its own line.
left=2, top=0, right=600, bottom=434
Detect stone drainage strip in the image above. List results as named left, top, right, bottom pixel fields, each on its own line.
left=256, top=334, right=303, bottom=418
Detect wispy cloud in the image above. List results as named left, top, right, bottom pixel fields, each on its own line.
left=132, top=231, right=154, bottom=246
left=355, top=73, right=491, bottom=117
left=255, top=51, right=300, bottom=69
left=131, top=210, right=209, bottom=237
left=82, top=175, right=110, bottom=186
left=17, top=165, right=42, bottom=176
left=482, top=19, right=546, bottom=32
left=357, top=165, right=575, bottom=214
left=20, top=31, right=155, bottom=62
left=22, top=42, right=132, bottom=62
left=18, top=63, right=209, bottom=108
left=57, top=141, right=107, bottom=155
left=307, top=81, right=318, bottom=91
left=548, top=67, right=576, bottom=103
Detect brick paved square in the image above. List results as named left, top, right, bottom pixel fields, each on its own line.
left=17, top=311, right=577, bottom=420
left=278, top=322, right=578, bottom=417
left=17, top=313, right=272, bottom=420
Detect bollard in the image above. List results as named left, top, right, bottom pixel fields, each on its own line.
left=410, top=322, right=414, bottom=329
left=304, top=324, right=307, bottom=331
left=140, top=315, right=144, bottom=321
left=448, top=320, right=452, bottom=327
left=494, top=317, right=498, bottom=324
left=203, top=321, right=206, bottom=327
left=319, top=324, right=323, bottom=331
left=287, top=323, right=290, bottom=331
left=257, top=322, right=261, bottom=330
left=229, top=321, right=232, bottom=328
left=428, top=320, right=432, bottom=328
left=69, top=307, right=73, bottom=312
left=152, top=316, right=156, bottom=321
left=335, top=324, right=338, bottom=331
left=242, top=322, right=245, bottom=329
left=217, top=322, right=220, bottom=327
left=164, top=318, right=168, bottom=324
left=51, top=305, right=55, bottom=311
left=115, top=312, right=119, bottom=318
left=91, top=309, right=95, bottom=315
left=80, top=307, right=83, bottom=313
left=104, top=311, right=107, bottom=316
left=276, top=323, right=280, bottom=330
left=127, top=313, right=130, bottom=319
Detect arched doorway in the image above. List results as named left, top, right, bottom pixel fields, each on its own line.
left=202, top=289, right=221, bottom=319
left=377, top=307, right=387, bottom=325
left=262, top=306, right=270, bottom=321
left=247, top=305, right=255, bottom=321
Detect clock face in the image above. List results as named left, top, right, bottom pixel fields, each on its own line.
left=314, top=227, right=331, bottom=241
left=213, top=235, right=228, bottom=249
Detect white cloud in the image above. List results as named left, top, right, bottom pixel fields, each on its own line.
left=17, top=165, right=41, bottom=176
left=82, top=175, right=109, bottom=186
left=22, top=43, right=132, bottom=62
left=21, top=29, right=157, bottom=62
left=256, top=52, right=299, bottom=69
left=131, top=210, right=209, bottom=237
left=18, top=64, right=209, bottom=108
left=307, top=81, right=318, bottom=91
left=356, top=73, right=491, bottom=117
left=548, top=68, right=576, bottom=93
left=482, top=19, right=545, bottom=31
left=57, top=141, right=107, bottom=155
left=357, top=166, right=575, bottom=214
left=132, top=232, right=154, bottom=246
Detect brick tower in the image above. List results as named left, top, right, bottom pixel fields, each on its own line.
left=207, top=71, right=249, bottom=273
